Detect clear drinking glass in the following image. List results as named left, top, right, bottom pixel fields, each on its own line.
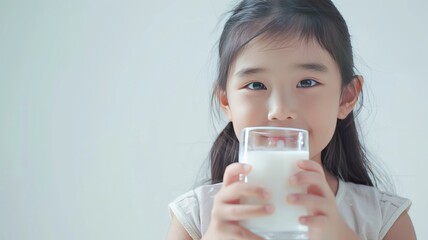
left=239, top=126, right=309, bottom=240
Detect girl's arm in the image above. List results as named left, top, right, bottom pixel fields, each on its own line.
left=383, top=211, right=416, bottom=240
left=167, top=214, right=192, bottom=240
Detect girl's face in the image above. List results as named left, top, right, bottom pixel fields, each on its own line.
left=219, top=37, right=355, bottom=163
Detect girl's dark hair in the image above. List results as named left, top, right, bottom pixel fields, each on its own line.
left=209, top=0, right=379, bottom=187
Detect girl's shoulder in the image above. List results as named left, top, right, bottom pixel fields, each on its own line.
left=170, top=183, right=222, bottom=206
left=168, top=183, right=222, bottom=239
left=337, top=180, right=411, bottom=213
left=337, top=180, right=412, bottom=240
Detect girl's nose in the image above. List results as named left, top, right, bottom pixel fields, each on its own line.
left=267, top=96, right=297, bottom=121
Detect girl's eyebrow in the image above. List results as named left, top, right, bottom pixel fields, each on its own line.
left=234, top=63, right=328, bottom=78
left=294, top=63, right=328, bottom=72
left=234, top=67, right=267, bottom=78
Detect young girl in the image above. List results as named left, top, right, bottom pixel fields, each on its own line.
left=167, top=0, right=416, bottom=239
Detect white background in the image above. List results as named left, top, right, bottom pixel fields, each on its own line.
left=0, top=0, right=426, bottom=239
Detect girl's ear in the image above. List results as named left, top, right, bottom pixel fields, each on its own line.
left=338, top=75, right=364, bottom=119
left=217, top=89, right=233, bottom=121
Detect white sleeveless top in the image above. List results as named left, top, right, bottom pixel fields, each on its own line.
left=168, top=180, right=411, bottom=240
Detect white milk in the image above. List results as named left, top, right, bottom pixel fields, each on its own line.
left=241, top=150, right=309, bottom=232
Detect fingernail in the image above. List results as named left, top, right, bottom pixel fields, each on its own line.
left=261, top=189, right=271, bottom=199
left=299, top=216, right=307, bottom=224
left=264, top=205, right=274, bottom=213
left=242, top=164, right=251, bottom=172
left=287, top=194, right=297, bottom=203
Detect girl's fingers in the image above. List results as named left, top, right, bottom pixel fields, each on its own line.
left=289, top=171, right=323, bottom=186
left=287, top=193, right=330, bottom=215
left=299, top=215, right=329, bottom=228
left=218, top=182, right=271, bottom=203
left=216, top=203, right=274, bottom=221
left=307, top=183, right=326, bottom=197
left=219, top=223, right=265, bottom=240
left=223, top=163, right=252, bottom=186
left=213, top=183, right=274, bottom=220
left=297, top=160, right=325, bottom=176
left=289, top=170, right=336, bottom=198
left=289, top=171, right=329, bottom=194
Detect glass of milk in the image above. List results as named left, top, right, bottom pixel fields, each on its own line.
left=239, top=126, right=309, bottom=240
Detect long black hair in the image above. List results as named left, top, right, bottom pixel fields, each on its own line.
left=209, top=0, right=379, bottom=187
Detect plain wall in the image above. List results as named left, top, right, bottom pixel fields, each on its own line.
left=0, top=0, right=426, bottom=239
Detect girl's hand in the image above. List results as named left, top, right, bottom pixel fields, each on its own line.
left=202, top=163, right=274, bottom=240
left=288, top=160, right=360, bottom=240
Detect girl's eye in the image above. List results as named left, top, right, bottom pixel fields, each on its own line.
left=245, top=82, right=267, bottom=90
left=296, top=79, right=319, bottom=88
